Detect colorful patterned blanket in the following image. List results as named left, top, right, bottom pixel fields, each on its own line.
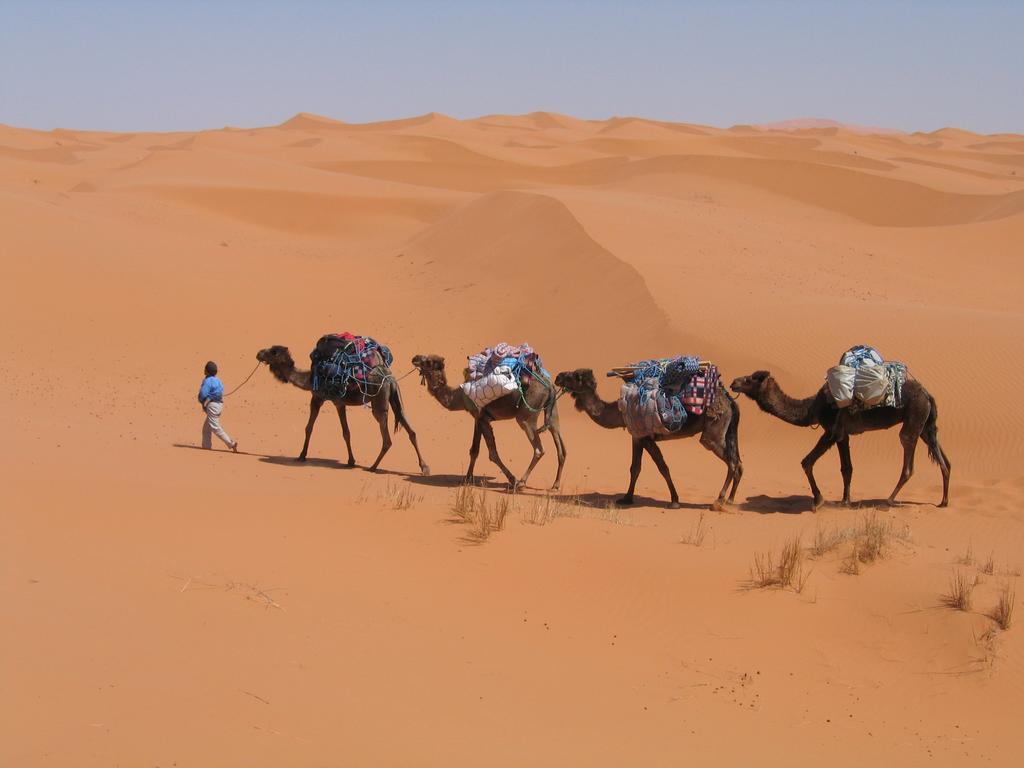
left=615, top=356, right=720, bottom=438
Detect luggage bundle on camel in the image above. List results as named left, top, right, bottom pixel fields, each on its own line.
left=310, top=332, right=394, bottom=401
left=460, top=342, right=551, bottom=410
left=609, top=356, right=721, bottom=438
left=826, top=345, right=908, bottom=410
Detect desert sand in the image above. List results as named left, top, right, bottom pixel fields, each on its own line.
left=2, top=111, right=1023, bottom=766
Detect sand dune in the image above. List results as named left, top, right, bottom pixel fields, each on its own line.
left=2, top=111, right=1023, bottom=767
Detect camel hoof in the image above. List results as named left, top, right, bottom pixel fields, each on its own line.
left=615, top=496, right=634, bottom=507
left=421, top=465, right=431, bottom=477
left=347, top=459, right=357, bottom=468
left=667, top=501, right=681, bottom=510
left=938, top=500, right=949, bottom=508
left=710, top=500, right=726, bottom=512
left=296, top=456, right=307, bottom=463
left=811, top=497, right=825, bottom=512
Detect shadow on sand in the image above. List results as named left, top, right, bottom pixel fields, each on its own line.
left=739, top=494, right=811, bottom=515
left=567, top=491, right=708, bottom=511
left=739, top=494, right=932, bottom=515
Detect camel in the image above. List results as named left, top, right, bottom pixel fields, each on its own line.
left=410, top=354, right=566, bottom=490
left=553, top=369, right=742, bottom=510
left=728, top=370, right=950, bottom=509
left=255, top=345, right=429, bottom=475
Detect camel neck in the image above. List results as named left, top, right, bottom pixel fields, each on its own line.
left=756, top=379, right=820, bottom=426
left=571, top=388, right=624, bottom=429
left=271, top=362, right=312, bottom=391
left=424, top=369, right=466, bottom=412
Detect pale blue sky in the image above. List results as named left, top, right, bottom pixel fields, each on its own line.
left=2, top=1, right=1021, bottom=133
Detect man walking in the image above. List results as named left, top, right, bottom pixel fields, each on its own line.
left=198, top=361, right=238, bottom=452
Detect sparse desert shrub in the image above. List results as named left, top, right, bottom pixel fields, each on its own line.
left=981, top=552, right=996, bottom=576
left=390, top=483, right=420, bottom=510
left=356, top=479, right=422, bottom=509
left=451, top=483, right=482, bottom=524
left=521, top=494, right=631, bottom=527
left=681, top=512, right=709, bottom=547
left=810, top=523, right=846, bottom=557
left=451, top=484, right=509, bottom=543
left=991, top=581, right=1016, bottom=630
left=834, top=511, right=911, bottom=574
left=956, top=542, right=975, bottom=566
left=944, top=569, right=976, bottom=611
left=522, top=493, right=559, bottom=525
left=749, top=535, right=806, bottom=591
left=840, top=546, right=861, bottom=576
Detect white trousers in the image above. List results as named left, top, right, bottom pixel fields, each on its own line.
left=202, top=401, right=234, bottom=448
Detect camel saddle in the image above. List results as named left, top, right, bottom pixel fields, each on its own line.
left=826, top=345, right=907, bottom=410
left=310, top=333, right=393, bottom=398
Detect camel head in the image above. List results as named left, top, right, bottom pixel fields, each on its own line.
left=411, top=354, right=445, bottom=386
left=555, top=368, right=598, bottom=395
left=729, top=370, right=771, bottom=399
left=257, top=345, right=296, bottom=382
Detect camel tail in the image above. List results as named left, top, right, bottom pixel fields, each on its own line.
left=389, top=381, right=406, bottom=435
left=923, top=394, right=950, bottom=468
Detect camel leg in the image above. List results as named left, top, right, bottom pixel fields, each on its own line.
left=390, top=384, right=430, bottom=475
left=298, top=396, right=325, bottom=461
left=887, top=426, right=919, bottom=506
left=335, top=402, right=356, bottom=467
left=700, top=417, right=739, bottom=509
left=729, top=459, right=744, bottom=503
left=643, top=438, right=681, bottom=509
left=801, top=431, right=837, bottom=510
left=920, top=414, right=951, bottom=508
left=920, top=433, right=951, bottom=508
left=480, top=418, right=517, bottom=488
left=465, top=419, right=484, bottom=484
left=367, top=395, right=393, bottom=472
left=514, top=414, right=545, bottom=490
left=545, top=405, right=567, bottom=491
left=617, top=439, right=644, bottom=506
left=837, top=437, right=853, bottom=505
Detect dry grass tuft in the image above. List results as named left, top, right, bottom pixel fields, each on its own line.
left=390, top=483, right=420, bottom=511
left=810, top=523, right=846, bottom=557
left=956, top=542, right=975, bottom=566
left=944, top=569, right=976, bottom=612
left=520, top=494, right=633, bottom=527
left=980, top=552, right=996, bottom=576
left=749, top=535, right=807, bottom=591
left=840, top=548, right=861, bottom=576
left=451, top=484, right=509, bottom=543
left=680, top=512, right=709, bottom=547
left=827, top=511, right=911, bottom=575
left=355, top=479, right=423, bottom=510
left=991, top=581, right=1016, bottom=630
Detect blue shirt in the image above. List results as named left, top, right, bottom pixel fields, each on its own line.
left=198, top=376, right=224, bottom=404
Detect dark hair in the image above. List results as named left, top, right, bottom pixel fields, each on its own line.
left=204, top=361, right=218, bottom=377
